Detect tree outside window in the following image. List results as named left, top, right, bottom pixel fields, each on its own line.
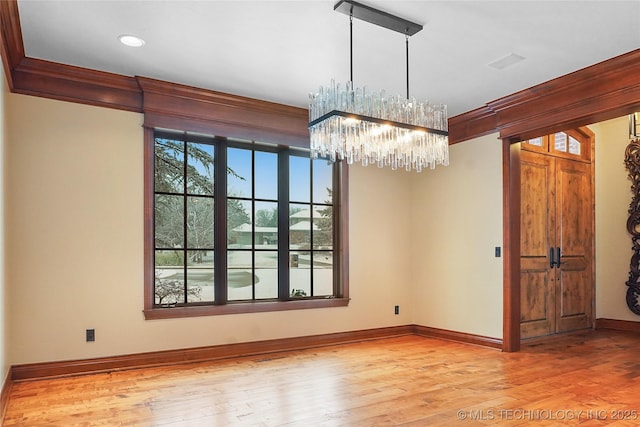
left=151, top=131, right=339, bottom=309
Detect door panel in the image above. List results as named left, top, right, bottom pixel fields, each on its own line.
left=521, top=268, right=554, bottom=338
left=520, top=150, right=555, bottom=339
left=558, top=269, right=587, bottom=316
left=557, top=159, right=591, bottom=255
left=521, top=154, right=554, bottom=256
left=555, top=158, right=592, bottom=333
left=558, top=266, right=591, bottom=332
left=520, top=146, right=593, bottom=339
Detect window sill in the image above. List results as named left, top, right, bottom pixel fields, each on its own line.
left=143, top=298, right=350, bottom=320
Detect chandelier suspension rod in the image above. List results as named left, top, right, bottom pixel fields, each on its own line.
left=343, top=0, right=414, bottom=100
left=405, top=33, right=409, bottom=100
left=350, top=12, right=353, bottom=83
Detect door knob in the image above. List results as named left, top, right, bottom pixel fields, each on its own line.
left=556, top=247, right=564, bottom=267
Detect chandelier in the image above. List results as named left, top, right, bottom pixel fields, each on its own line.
left=309, top=0, right=449, bottom=172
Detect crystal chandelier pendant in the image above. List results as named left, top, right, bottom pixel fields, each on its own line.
left=309, top=80, right=449, bottom=172
left=308, top=1, right=449, bottom=172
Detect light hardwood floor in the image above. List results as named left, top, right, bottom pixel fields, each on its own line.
left=4, top=330, right=640, bottom=426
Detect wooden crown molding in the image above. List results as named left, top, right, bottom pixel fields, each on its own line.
left=489, top=49, right=640, bottom=142
left=0, top=0, right=309, bottom=146
left=450, top=49, right=640, bottom=143
left=13, top=57, right=142, bottom=111
left=137, top=77, right=309, bottom=147
left=0, top=0, right=141, bottom=110
left=450, top=49, right=640, bottom=144
left=1, top=0, right=639, bottom=145
left=448, top=105, right=497, bottom=143
left=0, top=0, right=23, bottom=89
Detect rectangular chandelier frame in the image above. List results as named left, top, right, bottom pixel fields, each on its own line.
left=309, top=110, right=449, bottom=136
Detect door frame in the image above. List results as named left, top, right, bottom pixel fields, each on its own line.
left=502, top=118, right=634, bottom=352
left=516, top=128, right=596, bottom=340
left=447, top=50, right=640, bottom=352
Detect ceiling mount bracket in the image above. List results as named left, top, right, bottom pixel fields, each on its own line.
left=334, top=0, right=423, bottom=36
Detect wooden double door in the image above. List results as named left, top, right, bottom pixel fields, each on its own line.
left=520, top=130, right=594, bottom=339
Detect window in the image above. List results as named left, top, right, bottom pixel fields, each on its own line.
left=552, top=132, right=581, bottom=156
left=521, top=128, right=592, bottom=162
left=145, top=130, right=348, bottom=319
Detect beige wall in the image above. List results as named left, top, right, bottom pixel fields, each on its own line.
left=592, top=116, right=639, bottom=322
left=404, top=118, right=640, bottom=339
left=5, top=92, right=414, bottom=365
left=0, top=61, right=8, bottom=382
left=6, top=86, right=636, bottom=367
left=409, top=134, right=504, bottom=338
left=405, top=119, right=640, bottom=337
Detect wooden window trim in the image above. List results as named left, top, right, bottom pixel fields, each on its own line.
left=143, top=298, right=350, bottom=320
left=552, top=128, right=593, bottom=162
left=521, top=127, right=593, bottom=163
left=521, top=135, right=550, bottom=154
left=143, top=128, right=350, bottom=320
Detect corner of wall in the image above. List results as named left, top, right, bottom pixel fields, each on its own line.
left=408, top=134, right=503, bottom=338
left=0, top=56, right=9, bottom=398
left=593, top=116, right=640, bottom=322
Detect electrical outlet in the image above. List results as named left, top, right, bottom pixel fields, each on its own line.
left=394, top=305, right=399, bottom=315
left=86, top=329, right=95, bottom=342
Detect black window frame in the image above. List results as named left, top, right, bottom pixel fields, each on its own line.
left=144, top=128, right=349, bottom=319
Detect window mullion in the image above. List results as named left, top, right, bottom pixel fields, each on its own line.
left=214, top=140, right=228, bottom=304
left=182, top=137, right=188, bottom=304
left=251, top=151, right=256, bottom=300
left=333, top=161, right=341, bottom=296
left=309, top=158, right=314, bottom=297
left=278, top=149, right=290, bottom=300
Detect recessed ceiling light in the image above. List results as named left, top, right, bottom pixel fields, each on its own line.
left=488, top=53, right=525, bottom=70
left=118, top=34, right=145, bottom=48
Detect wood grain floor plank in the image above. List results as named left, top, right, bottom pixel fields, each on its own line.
left=4, top=330, right=640, bottom=426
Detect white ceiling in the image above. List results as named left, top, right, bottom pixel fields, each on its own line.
left=16, top=0, right=640, bottom=117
